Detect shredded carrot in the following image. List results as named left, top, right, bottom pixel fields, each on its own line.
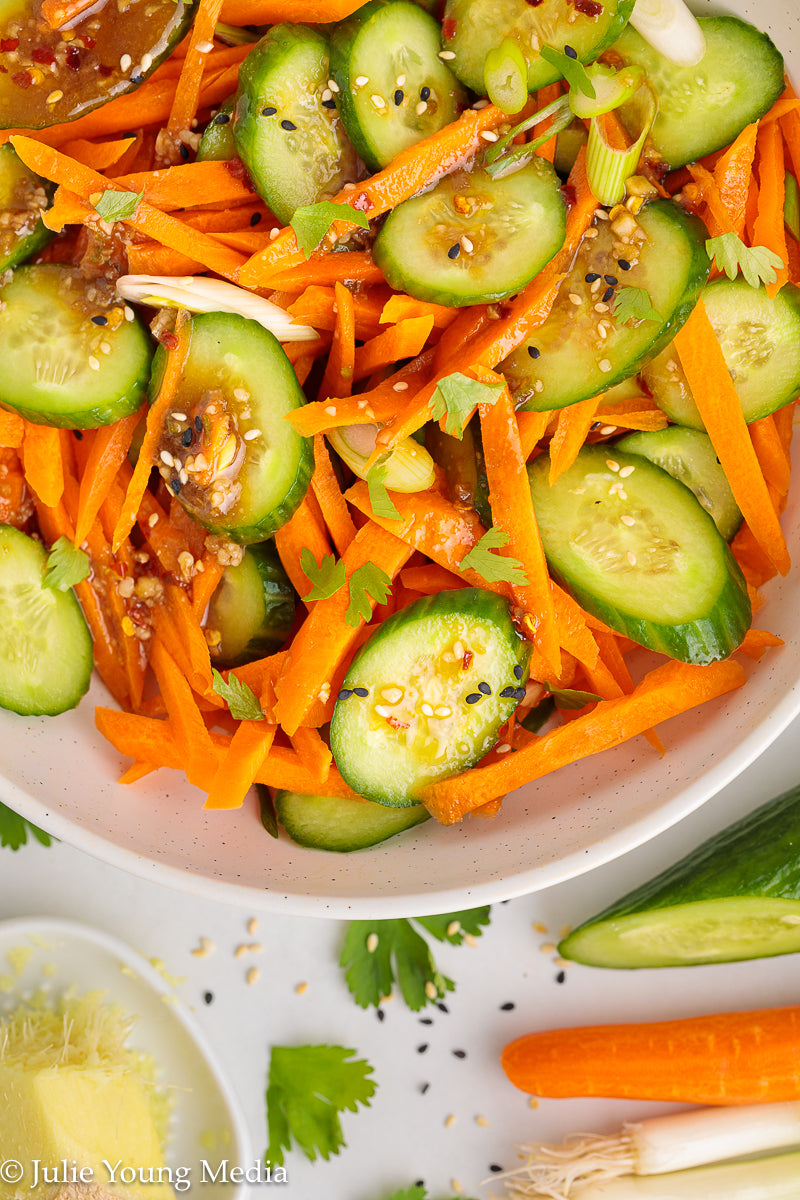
left=74, top=408, right=144, bottom=547
left=752, top=119, right=789, bottom=297
left=153, top=580, right=217, bottom=700
left=150, top=636, right=217, bottom=786
left=548, top=396, right=603, bottom=483
left=535, top=83, right=563, bottom=163
left=0, top=410, right=24, bottom=449
left=59, top=136, right=144, bottom=172
left=274, top=494, right=333, bottom=607
left=204, top=718, right=277, bottom=810
left=163, top=0, right=226, bottom=163
left=318, top=282, right=356, bottom=402
left=352, top=316, right=435, bottom=383
left=311, top=432, right=357, bottom=556
left=714, top=121, right=759, bottom=236
left=750, top=413, right=792, bottom=497
left=21, top=422, right=64, bottom=510
left=191, top=553, right=226, bottom=618
left=112, top=161, right=256, bottom=211
left=289, top=726, right=333, bottom=785
left=40, top=0, right=96, bottom=29
left=674, top=299, right=790, bottom=576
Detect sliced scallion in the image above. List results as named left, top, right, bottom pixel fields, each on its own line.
left=586, top=82, right=656, bottom=207
left=483, top=38, right=529, bottom=115
left=569, top=64, right=644, bottom=120
left=327, top=425, right=435, bottom=493
left=483, top=96, right=573, bottom=179
left=629, top=0, right=706, bottom=68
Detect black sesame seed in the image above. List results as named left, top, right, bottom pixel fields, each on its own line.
left=618, top=258, right=632, bottom=270
left=466, top=692, right=482, bottom=704
left=91, top=314, right=108, bottom=326
left=420, top=85, right=431, bottom=101
left=280, top=119, right=297, bottom=131
left=513, top=686, right=527, bottom=701
left=337, top=688, right=353, bottom=701
left=417, top=1043, right=428, bottom=1053
left=527, top=345, right=540, bottom=359
left=181, top=427, right=193, bottom=447
left=171, top=477, right=181, bottom=494
left=604, top=274, right=618, bottom=285
left=72, top=429, right=84, bottom=440
left=419, top=1083, right=430, bottom=1095
left=415, top=1181, right=425, bottom=1189
left=179, top=143, right=189, bottom=160
left=478, top=682, right=491, bottom=695
left=250, top=212, right=262, bottom=226
left=452, top=1048, right=467, bottom=1059
left=584, top=272, right=600, bottom=283
left=394, top=88, right=404, bottom=105
left=500, top=1001, right=515, bottom=1011
left=447, top=242, right=461, bottom=259
left=203, top=991, right=214, bottom=1004
left=564, top=44, right=577, bottom=59
left=437, top=1002, right=449, bottom=1013
left=322, top=96, right=336, bottom=108
left=513, top=665, right=523, bottom=680
left=556, top=970, right=566, bottom=984
left=213, top=111, right=230, bottom=125
left=489, top=1165, right=504, bottom=1174
left=195, top=416, right=203, bottom=432
left=499, top=686, right=517, bottom=699
left=602, top=286, right=615, bottom=303
left=377, top=1008, right=386, bottom=1021
left=352, top=686, right=369, bottom=698
left=261, top=105, right=277, bottom=116
left=130, top=73, right=144, bottom=85
left=418, top=1017, right=433, bottom=1025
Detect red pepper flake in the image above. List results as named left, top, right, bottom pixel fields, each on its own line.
left=441, top=15, right=457, bottom=38
left=462, top=650, right=474, bottom=670
left=525, top=0, right=545, bottom=5
left=572, top=0, right=603, bottom=14
left=32, top=46, right=56, bottom=65
left=0, top=37, right=19, bottom=52
left=65, top=44, right=81, bottom=70
left=98, top=63, right=113, bottom=77
left=80, top=35, right=95, bottom=49
left=351, top=192, right=373, bottom=213
left=0, top=66, right=6, bottom=74
left=11, top=70, right=32, bottom=89
left=158, top=330, right=180, bottom=350
left=387, top=715, right=410, bottom=730
left=561, top=183, right=577, bottom=207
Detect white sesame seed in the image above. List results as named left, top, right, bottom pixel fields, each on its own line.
left=120, top=53, right=132, bottom=72
left=434, top=705, right=452, bottom=718
left=460, top=235, right=474, bottom=253
left=243, top=428, right=260, bottom=441
left=366, top=932, right=379, bottom=953
left=87, top=355, right=100, bottom=371
left=321, top=87, right=332, bottom=102
left=618, top=488, right=628, bottom=500
left=328, top=78, right=339, bottom=92
left=354, top=74, right=369, bottom=86
left=191, top=936, right=216, bottom=958
left=606, top=459, right=620, bottom=472
left=295, top=980, right=308, bottom=995
left=147, top=513, right=159, bottom=528
left=325, top=405, right=337, bottom=415
left=381, top=687, right=403, bottom=703
left=140, top=53, right=152, bottom=71
left=495, top=743, right=512, bottom=754
left=594, top=302, right=610, bottom=313
left=599, top=424, right=618, bottom=436
left=233, top=387, right=249, bottom=401
left=598, top=359, right=613, bottom=373
left=100, top=341, right=112, bottom=355
left=196, top=40, right=214, bottom=53
left=534, top=379, right=544, bottom=393
left=269, top=227, right=280, bottom=240
left=446, top=920, right=461, bottom=937
left=393, top=381, right=409, bottom=391
left=444, top=1113, right=457, bottom=1129
left=619, top=464, right=636, bottom=477
left=569, top=293, right=582, bottom=306
left=180, top=469, right=188, bottom=484
left=246, top=966, right=260, bottom=986
left=46, top=89, right=63, bottom=104
left=438, top=50, right=456, bottom=59
left=124, top=305, right=134, bottom=321
left=627, top=551, right=637, bottom=566
left=451, top=1181, right=463, bottom=1195
left=480, top=129, right=498, bottom=142
left=371, top=94, right=386, bottom=109
left=620, top=514, right=635, bottom=526
left=375, top=704, right=394, bottom=718
left=425, top=980, right=438, bottom=1000
left=476, top=1115, right=490, bottom=1127
left=421, top=702, right=434, bottom=716
left=416, top=100, right=428, bottom=115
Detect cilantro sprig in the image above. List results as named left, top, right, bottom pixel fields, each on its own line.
left=43, top=536, right=90, bottom=591
left=211, top=668, right=264, bottom=721
left=459, top=528, right=529, bottom=587
left=547, top=682, right=603, bottom=710
left=93, top=188, right=143, bottom=222
left=705, top=232, right=785, bottom=289
left=612, top=286, right=662, bottom=326
left=366, top=460, right=403, bottom=522
left=345, top=562, right=391, bottom=627
left=429, top=372, right=504, bottom=440
left=290, top=201, right=371, bottom=258
left=340, top=907, right=491, bottom=1011
left=301, top=548, right=346, bottom=601
left=0, top=801, right=52, bottom=851
left=265, top=1044, right=376, bottom=1165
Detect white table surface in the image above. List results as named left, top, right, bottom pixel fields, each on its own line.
left=2, top=714, right=800, bottom=1200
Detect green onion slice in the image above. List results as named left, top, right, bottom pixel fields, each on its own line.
left=569, top=64, right=644, bottom=120
left=483, top=38, right=529, bottom=116
left=784, top=170, right=799, bottom=242
left=586, top=82, right=657, bottom=207
left=483, top=95, right=573, bottom=178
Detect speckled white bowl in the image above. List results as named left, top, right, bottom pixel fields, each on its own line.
left=2, top=0, right=798, bottom=918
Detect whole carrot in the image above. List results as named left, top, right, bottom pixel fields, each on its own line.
left=501, top=1006, right=800, bottom=1105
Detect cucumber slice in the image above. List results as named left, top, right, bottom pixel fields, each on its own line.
left=613, top=18, right=785, bottom=170
left=207, top=541, right=297, bottom=666
left=373, top=157, right=566, bottom=307
left=528, top=444, right=751, bottom=664
left=0, top=525, right=93, bottom=716
left=559, top=782, right=800, bottom=968
left=198, top=100, right=236, bottom=162
left=642, top=278, right=800, bottom=430
left=616, top=427, right=742, bottom=541
left=330, top=588, right=530, bottom=807
left=329, top=0, right=467, bottom=172
left=233, top=23, right=358, bottom=226
left=0, top=265, right=153, bottom=429
left=501, top=199, right=710, bottom=411
left=0, top=0, right=192, bottom=130
left=443, top=0, right=634, bottom=96
left=274, top=789, right=429, bottom=852
left=149, top=312, right=313, bottom=544
left=0, top=145, right=53, bottom=271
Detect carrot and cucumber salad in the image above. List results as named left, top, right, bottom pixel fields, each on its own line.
left=0, top=0, right=798, bottom=849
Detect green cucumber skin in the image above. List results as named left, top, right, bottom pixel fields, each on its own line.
left=528, top=445, right=751, bottom=664
left=330, top=587, right=530, bottom=807
left=197, top=99, right=236, bottom=162
left=274, top=789, right=429, bottom=852
left=209, top=541, right=297, bottom=667
left=559, top=783, right=800, bottom=967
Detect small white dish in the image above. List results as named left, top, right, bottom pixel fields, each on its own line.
left=0, top=917, right=253, bottom=1198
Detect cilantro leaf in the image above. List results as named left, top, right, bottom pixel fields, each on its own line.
left=345, top=561, right=392, bottom=628
left=43, top=536, right=90, bottom=591
left=0, top=801, right=52, bottom=851
left=291, top=201, right=371, bottom=258
left=429, top=372, right=504, bottom=440
left=540, top=44, right=596, bottom=99
left=459, top=528, right=529, bottom=587
left=705, top=232, right=785, bottom=290
left=94, top=188, right=143, bottom=222
left=211, top=668, right=264, bottom=721
left=612, top=286, right=662, bottom=326
left=300, top=547, right=347, bottom=601
left=265, top=1044, right=376, bottom=1165
left=366, top=461, right=402, bottom=522
left=546, top=682, right=603, bottom=710
left=340, top=907, right=491, bottom=1011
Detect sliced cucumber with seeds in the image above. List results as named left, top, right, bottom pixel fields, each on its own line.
left=613, top=18, right=785, bottom=170
left=149, top=312, right=312, bottom=544
left=373, top=157, right=566, bottom=307
left=642, top=278, right=800, bottom=430
left=234, top=23, right=358, bottom=226
left=0, top=265, right=152, bottom=429
left=329, top=0, right=467, bottom=172
left=442, top=0, right=635, bottom=95
left=501, top=199, right=710, bottom=411
left=198, top=99, right=236, bottom=162
left=0, top=525, right=93, bottom=717
left=208, top=541, right=297, bottom=666
left=528, top=444, right=751, bottom=664
left=0, top=145, right=53, bottom=272
left=330, top=588, right=530, bottom=807
left=616, top=427, right=742, bottom=542
left=274, top=789, right=429, bottom=852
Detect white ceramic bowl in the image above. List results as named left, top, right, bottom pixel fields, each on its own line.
left=1, top=0, right=798, bottom=917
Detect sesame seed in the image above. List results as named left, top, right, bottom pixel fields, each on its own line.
left=295, top=981, right=308, bottom=995
left=246, top=967, right=260, bottom=986
left=496, top=743, right=512, bottom=754
left=354, top=74, right=369, bottom=86
left=620, top=514, right=635, bottom=526
left=594, top=302, right=610, bottom=313
left=261, top=105, right=277, bottom=116
left=394, top=88, right=404, bottom=105
left=371, top=94, right=385, bottom=108
left=181, top=427, right=193, bottom=447
left=374, top=704, right=394, bottom=718
left=393, top=381, right=409, bottom=391
left=480, top=129, right=498, bottom=142
left=460, top=235, right=473, bottom=253
left=446, top=920, right=461, bottom=937
left=529, top=1097, right=540, bottom=1109
left=233, top=387, right=249, bottom=401
left=147, top=513, right=159, bottom=528
left=191, top=936, right=215, bottom=958
left=514, top=665, right=523, bottom=679
left=606, top=458, right=620, bottom=472
left=381, top=686, right=403, bottom=702
left=451, top=1180, right=463, bottom=1195
left=243, top=428, right=261, bottom=441
left=328, top=78, right=340, bottom=92
left=120, top=53, right=131, bottom=72
left=195, top=415, right=203, bottom=432
left=281, top=119, right=297, bottom=131
left=599, top=424, right=618, bottom=436
left=269, top=227, right=280, bottom=240
left=499, top=686, right=517, bottom=698
left=447, top=242, right=461, bottom=259
left=598, top=358, right=613, bottom=372
left=476, top=1115, right=490, bottom=1127
left=445, top=1114, right=457, bottom=1129
left=585, top=272, right=600, bottom=282
left=366, top=932, right=379, bottom=953
left=604, top=274, right=618, bottom=285
left=627, top=551, right=637, bottom=566
left=171, top=478, right=181, bottom=494
left=87, top=355, right=100, bottom=370
left=124, top=306, right=134, bottom=321
left=417, top=1043, right=428, bottom=1053
left=140, top=53, right=152, bottom=71
left=527, top=345, right=540, bottom=359
left=160, top=450, right=174, bottom=467
left=569, top=293, right=582, bottom=306
left=619, top=464, right=635, bottom=477
left=196, top=40, right=214, bottom=53
left=602, top=286, right=615, bottom=303
left=439, top=49, right=456, bottom=59
left=421, top=702, right=434, bottom=716
left=416, top=100, right=428, bottom=115
left=46, top=89, right=63, bottom=104
left=396, top=74, right=406, bottom=86
left=618, top=258, right=632, bottom=270
left=434, top=705, right=452, bottom=718
left=424, top=980, right=438, bottom=1000
left=321, top=88, right=332, bottom=103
